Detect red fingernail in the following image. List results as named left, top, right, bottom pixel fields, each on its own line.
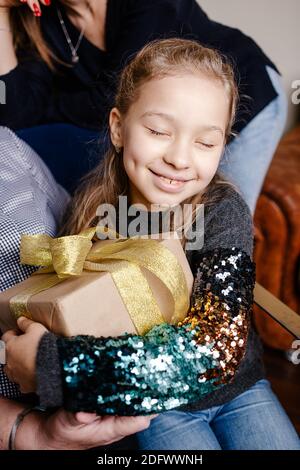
left=45, top=0, right=51, bottom=5
left=20, top=0, right=27, bottom=3
left=33, top=2, right=41, bottom=16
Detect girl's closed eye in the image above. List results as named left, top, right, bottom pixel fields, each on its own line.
left=196, top=141, right=216, bottom=149
left=147, top=128, right=217, bottom=148
left=146, top=125, right=218, bottom=147
left=147, top=128, right=170, bottom=137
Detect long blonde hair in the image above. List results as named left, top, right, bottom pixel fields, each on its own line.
left=60, top=38, right=239, bottom=247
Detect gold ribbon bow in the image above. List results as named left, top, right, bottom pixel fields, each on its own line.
left=9, top=227, right=190, bottom=335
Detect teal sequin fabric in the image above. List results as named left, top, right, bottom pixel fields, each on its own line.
left=57, top=247, right=255, bottom=415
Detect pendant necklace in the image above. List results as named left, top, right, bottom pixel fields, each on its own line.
left=57, top=7, right=85, bottom=64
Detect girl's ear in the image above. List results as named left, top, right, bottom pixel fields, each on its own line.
left=109, top=108, right=123, bottom=148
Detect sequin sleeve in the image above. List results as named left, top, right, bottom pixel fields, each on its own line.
left=56, top=247, right=255, bottom=415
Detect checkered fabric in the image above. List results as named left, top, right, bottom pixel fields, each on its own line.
left=0, top=126, right=70, bottom=398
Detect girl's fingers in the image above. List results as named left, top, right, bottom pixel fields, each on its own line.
left=16, top=316, right=36, bottom=333
left=1, top=329, right=18, bottom=343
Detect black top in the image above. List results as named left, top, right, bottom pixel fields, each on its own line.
left=0, top=0, right=278, bottom=134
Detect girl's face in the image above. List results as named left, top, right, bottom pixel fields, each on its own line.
left=110, top=73, right=230, bottom=209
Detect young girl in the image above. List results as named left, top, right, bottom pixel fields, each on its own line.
left=3, top=38, right=299, bottom=450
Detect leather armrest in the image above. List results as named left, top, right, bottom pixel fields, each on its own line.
left=253, top=125, right=300, bottom=349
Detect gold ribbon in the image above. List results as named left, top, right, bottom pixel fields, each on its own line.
left=9, top=227, right=190, bottom=334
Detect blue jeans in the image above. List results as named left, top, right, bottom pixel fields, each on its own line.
left=220, top=66, right=288, bottom=214
left=137, top=379, right=300, bottom=450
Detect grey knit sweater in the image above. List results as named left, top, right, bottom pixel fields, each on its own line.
left=36, top=186, right=265, bottom=412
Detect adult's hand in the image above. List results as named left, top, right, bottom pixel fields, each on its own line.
left=0, top=397, right=156, bottom=450
left=34, top=408, right=154, bottom=450
left=0, top=1, right=51, bottom=16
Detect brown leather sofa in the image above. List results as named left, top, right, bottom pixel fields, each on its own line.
left=253, top=125, right=300, bottom=350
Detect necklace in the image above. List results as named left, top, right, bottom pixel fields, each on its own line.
left=57, top=7, right=85, bottom=64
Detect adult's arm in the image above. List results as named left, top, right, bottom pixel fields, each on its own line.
left=0, top=7, right=17, bottom=75
left=0, top=397, right=152, bottom=449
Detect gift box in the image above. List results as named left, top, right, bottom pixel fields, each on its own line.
left=0, top=229, right=193, bottom=337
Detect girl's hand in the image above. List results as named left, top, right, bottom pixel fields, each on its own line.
left=1, top=317, right=47, bottom=393
left=0, top=1, right=51, bottom=16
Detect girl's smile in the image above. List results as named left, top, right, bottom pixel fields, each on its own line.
left=149, top=168, right=192, bottom=193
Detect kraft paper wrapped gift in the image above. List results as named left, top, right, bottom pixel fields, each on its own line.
left=0, top=228, right=194, bottom=337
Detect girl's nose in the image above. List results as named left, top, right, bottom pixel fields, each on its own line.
left=163, top=143, right=191, bottom=170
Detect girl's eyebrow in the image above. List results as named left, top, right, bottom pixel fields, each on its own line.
left=141, top=111, right=176, bottom=122
left=198, top=125, right=224, bottom=137
left=140, top=111, right=224, bottom=136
